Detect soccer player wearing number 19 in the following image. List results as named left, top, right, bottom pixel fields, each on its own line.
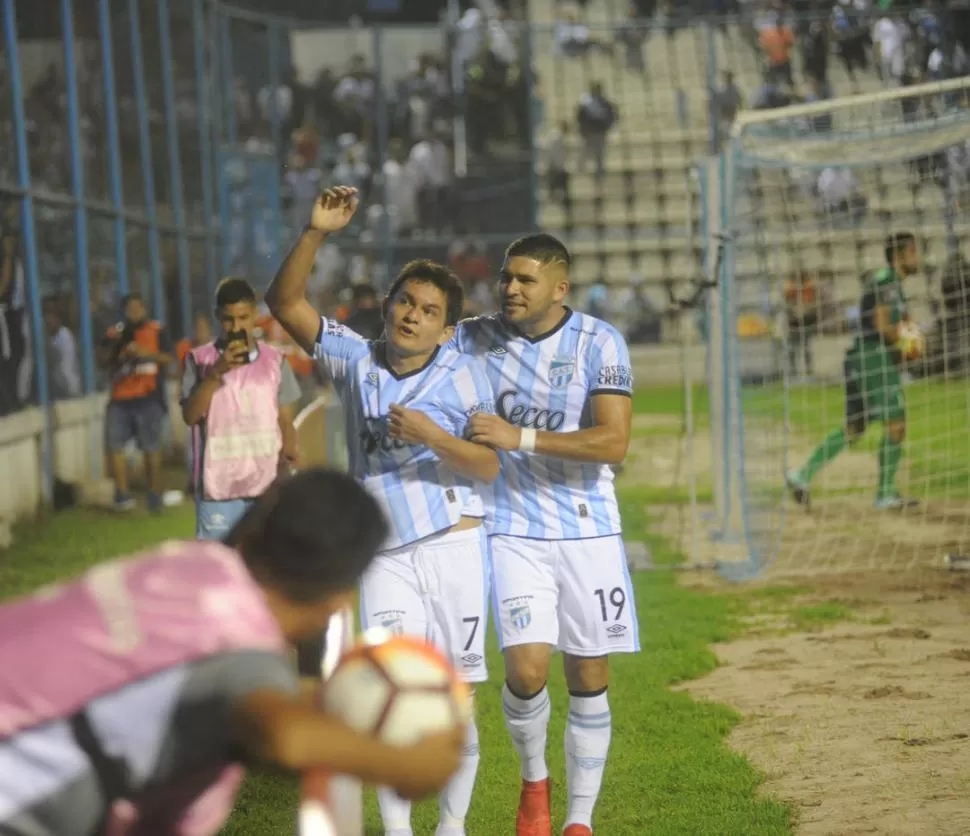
left=454, top=234, right=639, bottom=836
left=267, top=187, right=498, bottom=836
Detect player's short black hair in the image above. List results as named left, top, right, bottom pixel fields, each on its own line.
left=885, top=232, right=916, bottom=266
left=229, top=468, right=388, bottom=603
left=385, top=259, right=464, bottom=326
left=215, top=277, right=257, bottom=309
left=505, top=233, right=571, bottom=269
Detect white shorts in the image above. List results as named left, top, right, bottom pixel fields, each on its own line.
left=359, top=525, right=489, bottom=683
left=490, top=534, right=640, bottom=657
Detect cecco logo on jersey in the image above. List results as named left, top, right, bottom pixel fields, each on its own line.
left=497, top=390, right=565, bottom=431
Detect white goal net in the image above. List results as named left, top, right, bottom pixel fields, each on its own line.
left=700, top=76, right=970, bottom=579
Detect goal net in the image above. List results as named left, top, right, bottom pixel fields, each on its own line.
left=701, top=76, right=970, bottom=580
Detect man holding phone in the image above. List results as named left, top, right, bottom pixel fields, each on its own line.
left=182, top=277, right=300, bottom=539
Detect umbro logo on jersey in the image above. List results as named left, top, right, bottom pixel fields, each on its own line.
left=366, top=372, right=379, bottom=385
left=488, top=345, right=507, bottom=356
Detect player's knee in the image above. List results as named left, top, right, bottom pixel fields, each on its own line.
left=563, top=654, right=609, bottom=693
left=887, top=421, right=906, bottom=444
left=504, top=646, right=551, bottom=695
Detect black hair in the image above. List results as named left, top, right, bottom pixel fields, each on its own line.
left=505, top=233, right=571, bottom=269
left=121, top=292, right=143, bottom=309
left=385, top=259, right=464, bottom=326
left=227, top=468, right=388, bottom=604
left=885, top=232, right=915, bottom=267
left=215, top=277, right=257, bottom=309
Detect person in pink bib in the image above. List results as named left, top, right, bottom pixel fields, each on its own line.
left=181, top=278, right=301, bottom=540
left=0, top=468, right=465, bottom=836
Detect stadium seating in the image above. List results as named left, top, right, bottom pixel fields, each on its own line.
left=532, top=0, right=960, bottom=320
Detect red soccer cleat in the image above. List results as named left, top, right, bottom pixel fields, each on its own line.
left=563, top=825, right=593, bottom=836
left=516, top=778, right=552, bottom=836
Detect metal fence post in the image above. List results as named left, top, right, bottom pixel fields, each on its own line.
left=60, top=0, right=95, bottom=395
left=2, top=0, right=53, bottom=503
left=128, top=0, right=166, bottom=323
left=522, top=20, right=540, bottom=232
left=193, top=0, right=219, bottom=301
left=373, top=24, right=392, bottom=284
left=158, top=0, right=193, bottom=336
left=267, top=21, right=284, bottom=276
left=97, top=0, right=129, bottom=296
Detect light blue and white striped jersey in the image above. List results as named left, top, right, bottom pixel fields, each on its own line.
left=314, top=317, right=495, bottom=550
left=452, top=308, right=633, bottom=540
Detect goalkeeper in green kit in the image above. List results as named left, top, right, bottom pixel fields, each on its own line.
left=787, top=232, right=921, bottom=511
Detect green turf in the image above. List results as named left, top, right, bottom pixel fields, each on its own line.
left=0, top=386, right=795, bottom=836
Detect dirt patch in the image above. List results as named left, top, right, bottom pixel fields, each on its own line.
left=681, top=579, right=970, bottom=835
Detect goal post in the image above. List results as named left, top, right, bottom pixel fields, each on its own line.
left=702, top=76, right=970, bottom=580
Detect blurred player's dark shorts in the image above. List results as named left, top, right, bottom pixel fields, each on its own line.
left=844, top=349, right=905, bottom=425
left=105, top=397, right=165, bottom=452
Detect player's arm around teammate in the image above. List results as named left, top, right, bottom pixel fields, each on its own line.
left=454, top=234, right=637, bottom=836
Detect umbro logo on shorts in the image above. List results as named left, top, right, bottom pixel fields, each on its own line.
left=606, top=624, right=627, bottom=637
left=462, top=653, right=483, bottom=666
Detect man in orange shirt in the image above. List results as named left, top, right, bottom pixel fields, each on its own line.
left=100, top=293, right=173, bottom=512
left=760, top=18, right=795, bottom=86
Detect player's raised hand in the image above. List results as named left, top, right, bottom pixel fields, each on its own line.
left=309, top=186, right=359, bottom=234
left=387, top=404, right=446, bottom=447
left=467, top=412, right=521, bottom=451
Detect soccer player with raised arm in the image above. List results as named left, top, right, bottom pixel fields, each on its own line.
left=454, top=234, right=638, bottom=836
left=787, top=232, right=921, bottom=511
left=266, top=187, right=498, bottom=836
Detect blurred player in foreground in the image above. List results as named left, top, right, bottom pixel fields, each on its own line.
left=454, top=234, right=639, bottom=836
left=182, top=278, right=301, bottom=539
left=267, top=187, right=498, bottom=836
left=0, top=469, right=463, bottom=835
left=787, top=232, right=921, bottom=510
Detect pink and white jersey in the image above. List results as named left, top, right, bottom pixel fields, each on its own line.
left=0, top=540, right=295, bottom=836
left=190, top=341, right=284, bottom=501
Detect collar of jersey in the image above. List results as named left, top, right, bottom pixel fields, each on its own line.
left=503, top=306, right=573, bottom=344
left=376, top=340, right=441, bottom=380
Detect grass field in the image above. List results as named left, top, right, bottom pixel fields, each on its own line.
left=0, top=385, right=813, bottom=836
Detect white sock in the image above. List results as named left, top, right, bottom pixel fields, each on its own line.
left=502, top=683, right=550, bottom=782
left=437, top=717, right=480, bottom=834
left=564, top=689, right=611, bottom=829
left=377, top=787, right=412, bottom=835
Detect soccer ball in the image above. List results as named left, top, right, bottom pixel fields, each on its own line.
left=322, top=630, right=472, bottom=746
left=897, top=323, right=925, bottom=361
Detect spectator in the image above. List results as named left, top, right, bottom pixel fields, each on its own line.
left=0, top=198, right=29, bottom=415
left=759, top=17, right=796, bottom=86
left=343, top=283, right=384, bottom=341
left=545, top=120, right=571, bottom=207
left=555, top=10, right=613, bottom=58
left=872, top=11, right=908, bottom=86
left=832, top=1, right=871, bottom=85
left=577, top=81, right=617, bottom=178
left=99, top=292, right=173, bottom=513
left=784, top=271, right=820, bottom=378
left=409, top=130, right=454, bottom=234
left=713, top=71, right=743, bottom=148
left=816, top=166, right=868, bottom=227
left=617, top=3, right=648, bottom=73
left=805, top=76, right=834, bottom=133
left=380, top=137, right=420, bottom=239
left=43, top=299, right=81, bottom=401
left=801, top=11, right=831, bottom=85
